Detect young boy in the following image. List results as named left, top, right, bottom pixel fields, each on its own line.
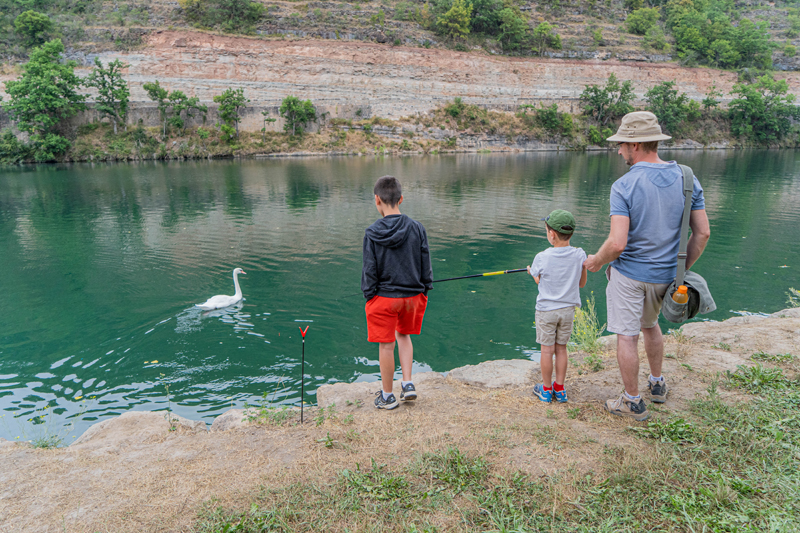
left=527, top=209, right=587, bottom=403
left=362, top=176, right=433, bottom=410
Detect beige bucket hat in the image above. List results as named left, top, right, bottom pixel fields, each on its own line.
left=606, top=111, right=672, bottom=143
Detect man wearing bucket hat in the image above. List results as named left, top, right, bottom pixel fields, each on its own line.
left=584, top=111, right=711, bottom=421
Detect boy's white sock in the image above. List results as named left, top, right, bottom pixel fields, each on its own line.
left=382, top=390, right=393, bottom=400
left=401, top=381, right=412, bottom=387
left=649, top=374, right=664, bottom=383
left=624, top=390, right=641, bottom=402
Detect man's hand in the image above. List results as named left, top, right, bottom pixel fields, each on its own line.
left=584, top=255, right=603, bottom=273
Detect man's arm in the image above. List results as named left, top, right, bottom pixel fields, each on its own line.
left=685, top=209, right=710, bottom=269
left=584, top=215, right=630, bottom=272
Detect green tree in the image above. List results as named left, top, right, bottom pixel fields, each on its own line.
left=531, top=21, right=561, bottom=56
left=14, top=10, right=52, bottom=47
left=626, top=7, right=660, bottom=35
left=579, top=74, right=634, bottom=126
left=85, top=58, right=130, bottom=135
left=279, top=95, right=317, bottom=136
left=497, top=8, right=528, bottom=51
left=469, top=0, right=503, bottom=34
left=732, top=19, right=773, bottom=70
left=707, top=39, right=739, bottom=69
left=437, top=0, right=472, bottom=40
left=214, top=88, right=249, bottom=141
left=261, top=110, right=277, bottom=142
left=644, top=81, right=693, bottom=136
left=142, top=80, right=171, bottom=138
left=3, top=39, right=85, bottom=161
left=728, top=75, right=800, bottom=144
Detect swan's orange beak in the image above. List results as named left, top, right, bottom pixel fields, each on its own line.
left=241, top=270, right=247, bottom=275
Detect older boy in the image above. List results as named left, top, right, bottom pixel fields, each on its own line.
left=528, top=210, right=587, bottom=403
left=362, top=176, right=433, bottom=410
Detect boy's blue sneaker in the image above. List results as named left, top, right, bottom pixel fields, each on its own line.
left=533, top=384, right=553, bottom=403
left=400, top=382, right=417, bottom=401
left=374, top=391, right=399, bottom=410
left=553, top=388, right=568, bottom=403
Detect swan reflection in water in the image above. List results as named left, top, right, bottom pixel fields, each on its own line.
left=175, top=301, right=259, bottom=336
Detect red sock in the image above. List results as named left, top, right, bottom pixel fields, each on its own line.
left=552, top=382, right=565, bottom=392
left=542, top=384, right=552, bottom=391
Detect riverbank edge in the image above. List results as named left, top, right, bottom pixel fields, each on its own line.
left=1, top=306, right=796, bottom=449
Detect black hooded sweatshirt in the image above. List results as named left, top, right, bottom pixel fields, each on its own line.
left=361, top=214, right=433, bottom=300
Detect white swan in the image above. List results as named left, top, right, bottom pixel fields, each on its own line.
left=196, top=268, right=246, bottom=310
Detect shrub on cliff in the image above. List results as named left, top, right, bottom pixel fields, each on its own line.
left=436, top=0, right=473, bottom=41
left=531, top=22, right=561, bottom=56
left=626, top=7, right=660, bottom=36
left=179, top=0, right=266, bottom=34
left=14, top=10, right=53, bottom=47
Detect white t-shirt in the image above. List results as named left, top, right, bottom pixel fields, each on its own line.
left=530, top=246, right=587, bottom=311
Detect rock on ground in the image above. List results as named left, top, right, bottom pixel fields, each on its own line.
left=446, top=359, right=537, bottom=388
left=71, top=410, right=205, bottom=450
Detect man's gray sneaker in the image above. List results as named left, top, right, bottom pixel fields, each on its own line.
left=605, top=394, right=649, bottom=421
left=648, top=379, right=668, bottom=403
left=374, top=391, right=399, bottom=410
left=400, top=382, right=417, bottom=401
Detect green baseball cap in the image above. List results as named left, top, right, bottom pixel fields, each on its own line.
left=541, top=209, right=576, bottom=234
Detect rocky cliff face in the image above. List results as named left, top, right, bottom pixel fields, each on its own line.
left=3, top=31, right=796, bottom=123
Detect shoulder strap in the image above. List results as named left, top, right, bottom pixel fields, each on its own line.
left=675, top=165, right=694, bottom=286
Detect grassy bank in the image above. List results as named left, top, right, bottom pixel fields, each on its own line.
left=197, top=363, right=799, bottom=532
left=14, top=101, right=780, bottom=165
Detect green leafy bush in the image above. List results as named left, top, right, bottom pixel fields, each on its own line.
left=14, top=10, right=53, bottom=47
left=728, top=74, right=800, bottom=144
left=579, top=74, right=634, bottom=126
left=626, top=7, right=660, bottom=36
left=280, top=95, right=317, bottom=136
left=645, top=81, right=696, bottom=136
left=179, top=0, right=266, bottom=33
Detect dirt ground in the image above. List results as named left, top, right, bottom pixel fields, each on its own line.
left=1, top=308, right=798, bottom=532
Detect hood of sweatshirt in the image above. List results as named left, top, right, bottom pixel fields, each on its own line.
left=365, top=214, right=413, bottom=249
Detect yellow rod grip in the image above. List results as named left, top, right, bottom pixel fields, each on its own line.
left=482, top=271, right=506, bottom=276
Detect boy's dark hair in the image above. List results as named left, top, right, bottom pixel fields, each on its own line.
left=546, top=223, right=572, bottom=242
left=374, top=175, right=402, bottom=207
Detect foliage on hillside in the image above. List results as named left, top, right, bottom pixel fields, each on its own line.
left=0, top=0, right=798, bottom=71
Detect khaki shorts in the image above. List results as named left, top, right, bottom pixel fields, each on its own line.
left=535, top=306, right=576, bottom=346
left=606, top=266, right=670, bottom=336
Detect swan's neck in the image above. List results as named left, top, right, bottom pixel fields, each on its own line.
left=232, top=271, right=242, bottom=298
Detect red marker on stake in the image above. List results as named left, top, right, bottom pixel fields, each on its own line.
left=299, top=326, right=309, bottom=423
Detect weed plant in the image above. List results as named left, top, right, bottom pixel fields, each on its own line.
left=569, top=292, right=606, bottom=354
left=787, top=287, right=800, bottom=307
left=751, top=351, right=795, bottom=364
left=725, top=363, right=791, bottom=393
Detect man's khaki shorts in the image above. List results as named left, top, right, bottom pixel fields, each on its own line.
left=606, top=266, right=670, bottom=336
left=535, top=306, right=576, bottom=346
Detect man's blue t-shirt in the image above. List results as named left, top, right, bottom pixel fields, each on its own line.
left=609, top=161, right=705, bottom=284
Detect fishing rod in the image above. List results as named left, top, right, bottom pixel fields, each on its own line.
left=338, top=267, right=529, bottom=299
left=432, top=268, right=528, bottom=283
left=299, top=326, right=309, bottom=423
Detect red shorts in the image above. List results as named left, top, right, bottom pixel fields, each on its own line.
left=365, top=293, right=428, bottom=343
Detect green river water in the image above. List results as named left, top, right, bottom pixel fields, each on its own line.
left=0, top=150, right=797, bottom=440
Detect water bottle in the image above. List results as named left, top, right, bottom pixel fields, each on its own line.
left=672, top=285, right=689, bottom=304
